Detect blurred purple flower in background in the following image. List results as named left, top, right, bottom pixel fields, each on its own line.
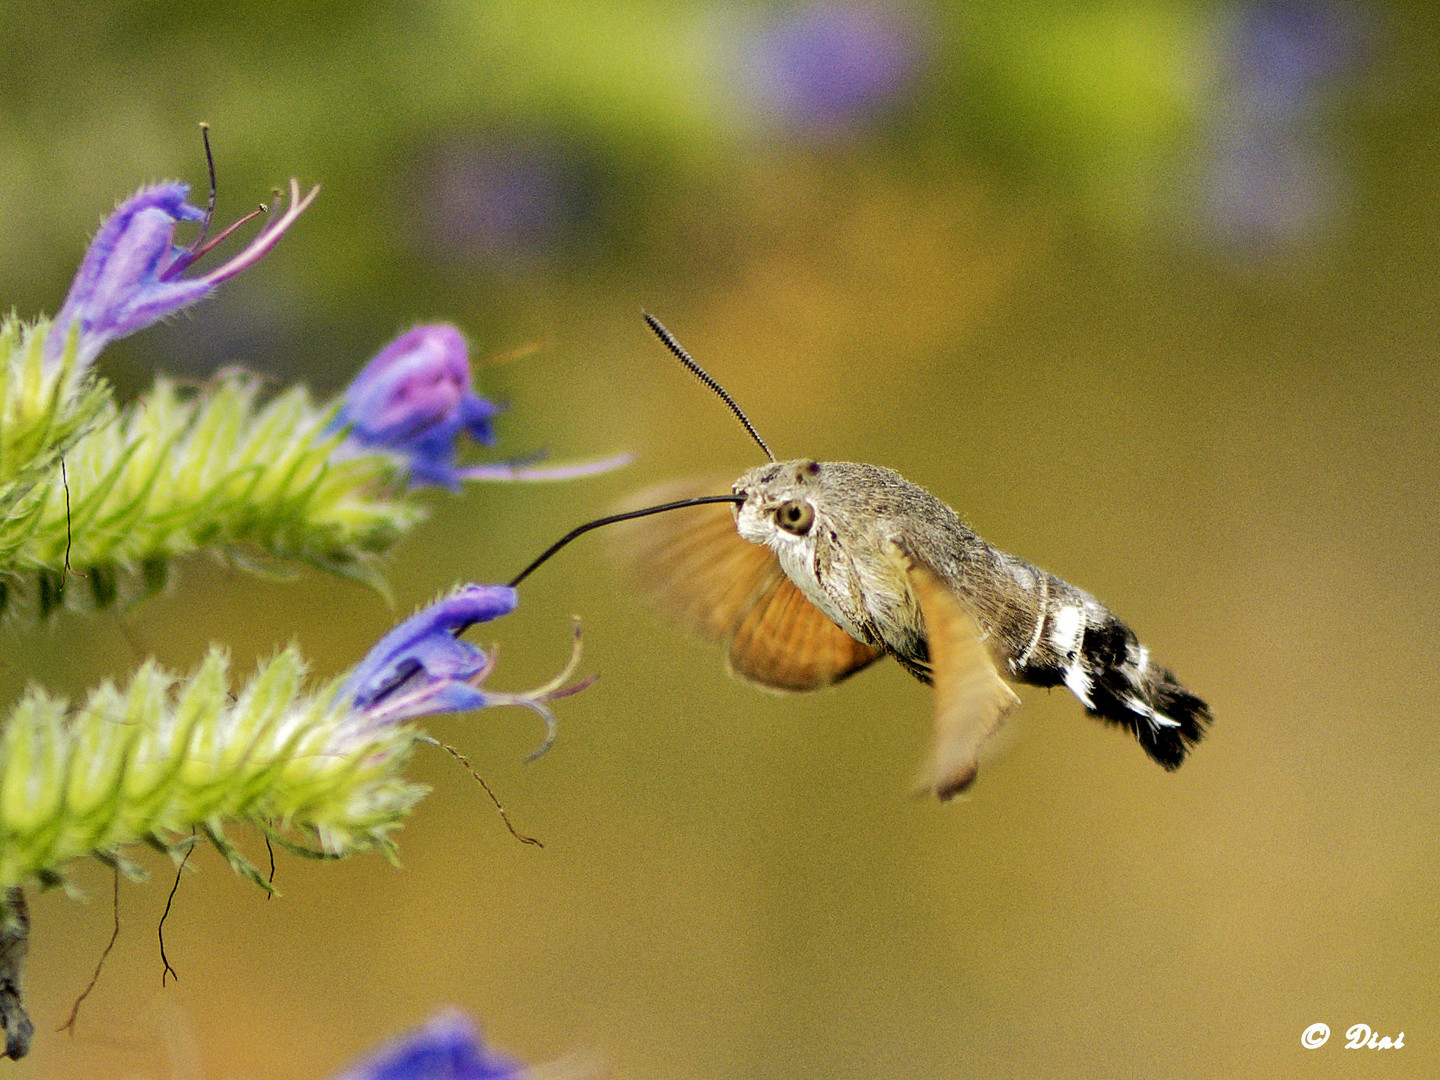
left=1233, top=0, right=1357, bottom=105
left=746, top=3, right=922, bottom=135
left=1200, top=0, right=1363, bottom=251
left=332, top=1011, right=523, bottom=1080
left=46, top=178, right=317, bottom=369
left=334, top=323, right=630, bottom=489
left=419, top=140, right=599, bottom=266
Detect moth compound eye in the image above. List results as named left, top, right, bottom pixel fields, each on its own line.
left=776, top=499, right=815, bottom=536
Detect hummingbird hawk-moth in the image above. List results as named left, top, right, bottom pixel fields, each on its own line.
left=510, top=315, right=1211, bottom=799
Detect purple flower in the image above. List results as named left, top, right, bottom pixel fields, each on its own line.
left=340, top=585, right=593, bottom=758
left=332, top=1012, right=522, bottom=1080
left=420, top=140, right=597, bottom=264
left=335, top=324, right=631, bottom=489
left=46, top=178, right=319, bottom=370
left=341, top=584, right=518, bottom=725
left=749, top=4, right=921, bottom=133
left=1232, top=0, right=1358, bottom=109
left=1199, top=1, right=1363, bottom=250
left=334, top=324, right=501, bottom=488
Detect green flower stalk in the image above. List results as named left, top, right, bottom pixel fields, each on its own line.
left=0, top=585, right=583, bottom=890
left=0, top=355, right=419, bottom=615
left=0, top=586, right=590, bottom=1058
left=0, top=645, right=420, bottom=890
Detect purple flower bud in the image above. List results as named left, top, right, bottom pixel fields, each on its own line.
left=335, top=324, right=631, bottom=490
left=47, top=178, right=318, bottom=370
left=332, top=1012, right=522, bottom=1080
left=334, top=324, right=502, bottom=489
left=341, top=584, right=519, bottom=726
left=339, top=326, right=477, bottom=445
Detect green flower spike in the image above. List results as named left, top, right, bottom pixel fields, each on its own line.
left=0, top=586, right=591, bottom=1059
left=0, top=355, right=420, bottom=617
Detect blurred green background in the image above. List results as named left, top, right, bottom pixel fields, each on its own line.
left=2, top=1, right=1438, bottom=1077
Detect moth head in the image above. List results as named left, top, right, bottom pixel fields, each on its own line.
left=733, top=459, right=825, bottom=549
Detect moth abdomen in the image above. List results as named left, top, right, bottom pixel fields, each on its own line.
left=1098, top=658, right=1210, bottom=770
left=1021, top=594, right=1211, bottom=768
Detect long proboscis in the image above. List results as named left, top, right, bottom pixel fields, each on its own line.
left=508, top=494, right=745, bottom=589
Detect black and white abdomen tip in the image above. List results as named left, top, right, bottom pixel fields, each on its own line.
left=1026, top=596, right=1211, bottom=769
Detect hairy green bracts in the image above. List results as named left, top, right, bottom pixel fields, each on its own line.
left=0, top=646, right=425, bottom=891
left=0, top=355, right=421, bottom=617
left=0, top=319, right=109, bottom=522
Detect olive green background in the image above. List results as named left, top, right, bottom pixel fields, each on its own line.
left=1, top=2, right=1436, bottom=1077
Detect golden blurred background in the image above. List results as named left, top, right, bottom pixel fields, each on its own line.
left=1, top=1, right=1436, bottom=1077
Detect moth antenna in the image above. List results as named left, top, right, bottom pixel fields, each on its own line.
left=643, top=312, right=775, bottom=462
left=508, top=494, right=744, bottom=588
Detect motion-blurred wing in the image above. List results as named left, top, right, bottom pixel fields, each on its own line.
left=725, top=568, right=884, bottom=692
left=896, top=545, right=1020, bottom=799
left=616, top=483, right=882, bottom=692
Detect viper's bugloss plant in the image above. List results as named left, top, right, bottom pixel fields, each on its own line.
left=0, top=585, right=585, bottom=893
left=0, top=173, right=401, bottom=615
left=0, top=366, right=418, bottom=615
left=2, top=192, right=628, bottom=616
left=0, top=585, right=592, bottom=1059
left=0, top=158, right=619, bottom=1060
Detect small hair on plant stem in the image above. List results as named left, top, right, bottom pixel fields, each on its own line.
left=61, top=460, right=70, bottom=580
left=265, top=835, right=276, bottom=898
left=57, top=867, right=120, bottom=1036
left=60, top=459, right=84, bottom=586
left=642, top=312, right=775, bottom=462
left=426, top=736, right=543, bottom=848
left=158, top=832, right=196, bottom=987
